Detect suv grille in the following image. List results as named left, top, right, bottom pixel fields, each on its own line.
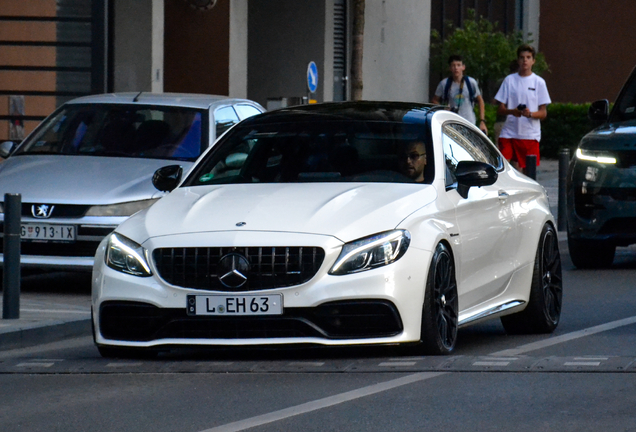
left=153, top=246, right=326, bottom=291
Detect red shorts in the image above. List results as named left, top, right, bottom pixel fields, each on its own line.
left=498, top=138, right=540, bottom=168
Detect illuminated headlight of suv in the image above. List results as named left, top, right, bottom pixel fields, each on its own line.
left=105, top=233, right=152, bottom=277
left=576, top=148, right=617, bottom=164
left=86, top=199, right=159, bottom=216
left=329, top=230, right=411, bottom=275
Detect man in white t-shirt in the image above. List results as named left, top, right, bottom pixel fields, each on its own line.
left=432, top=55, right=488, bottom=134
left=494, top=44, right=551, bottom=174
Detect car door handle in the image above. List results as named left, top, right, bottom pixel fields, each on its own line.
left=498, top=190, right=509, bottom=202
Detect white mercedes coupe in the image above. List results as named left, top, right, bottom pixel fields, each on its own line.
left=91, top=101, right=563, bottom=358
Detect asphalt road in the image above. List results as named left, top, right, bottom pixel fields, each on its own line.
left=1, top=248, right=636, bottom=431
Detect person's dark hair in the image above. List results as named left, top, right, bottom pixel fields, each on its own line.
left=447, top=54, right=463, bottom=64
left=517, top=44, right=535, bottom=59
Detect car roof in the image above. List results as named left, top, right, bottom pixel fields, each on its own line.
left=240, top=101, right=441, bottom=125
left=64, top=92, right=263, bottom=110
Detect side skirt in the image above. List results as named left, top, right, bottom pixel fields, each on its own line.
left=458, top=300, right=526, bottom=328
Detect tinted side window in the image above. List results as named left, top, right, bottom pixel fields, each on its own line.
left=234, top=104, right=262, bottom=120
left=214, top=106, right=240, bottom=137
left=615, top=71, right=636, bottom=122
left=443, top=126, right=476, bottom=187
left=448, top=123, right=503, bottom=170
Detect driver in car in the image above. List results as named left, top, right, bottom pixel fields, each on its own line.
left=397, top=141, right=427, bottom=183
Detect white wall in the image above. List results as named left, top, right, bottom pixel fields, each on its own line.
left=229, top=0, right=248, bottom=98
left=113, top=0, right=163, bottom=92
left=361, top=0, right=431, bottom=102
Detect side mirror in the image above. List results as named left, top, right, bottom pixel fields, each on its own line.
left=588, top=99, right=609, bottom=124
left=0, top=141, right=17, bottom=158
left=455, top=160, right=498, bottom=199
left=152, top=165, right=182, bottom=192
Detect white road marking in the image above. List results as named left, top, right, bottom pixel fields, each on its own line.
left=20, top=308, right=90, bottom=314
left=288, top=362, right=325, bottom=367
left=472, top=361, right=510, bottom=366
left=389, top=357, right=426, bottom=361
left=489, top=315, right=636, bottom=356
left=106, top=362, right=143, bottom=368
left=573, top=357, right=608, bottom=361
left=197, top=362, right=234, bottom=367
left=199, top=372, right=445, bottom=432
left=16, top=362, right=54, bottom=368
left=198, top=314, right=636, bottom=432
left=378, top=362, right=416, bottom=367
left=564, top=362, right=601, bottom=366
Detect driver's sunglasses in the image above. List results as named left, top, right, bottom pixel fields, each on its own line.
left=401, top=152, right=426, bottom=161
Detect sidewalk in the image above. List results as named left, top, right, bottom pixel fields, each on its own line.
left=0, top=161, right=567, bottom=351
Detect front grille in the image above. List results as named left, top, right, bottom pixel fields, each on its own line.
left=21, top=203, right=90, bottom=218
left=616, top=151, right=636, bottom=168
left=153, top=246, right=325, bottom=291
left=99, top=300, right=403, bottom=341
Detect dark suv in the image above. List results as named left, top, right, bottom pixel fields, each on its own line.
left=567, top=66, right=636, bottom=268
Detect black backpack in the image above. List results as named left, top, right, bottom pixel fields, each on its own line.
left=442, top=76, right=476, bottom=105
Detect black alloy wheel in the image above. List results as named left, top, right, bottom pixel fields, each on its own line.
left=420, top=242, right=458, bottom=354
left=501, top=223, right=563, bottom=334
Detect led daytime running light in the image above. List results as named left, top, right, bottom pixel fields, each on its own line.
left=576, top=148, right=616, bottom=164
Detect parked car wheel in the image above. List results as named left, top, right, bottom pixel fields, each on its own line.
left=420, top=242, right=458, bottom=354
left=567, top=236, right=615, bottom=269
left=501, top=224, right=563, bottom=334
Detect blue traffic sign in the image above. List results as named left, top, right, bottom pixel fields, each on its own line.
left=307, top=61, right=318, bottom=93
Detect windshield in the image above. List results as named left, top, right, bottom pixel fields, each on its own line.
left=613, top=70, right=636, bottom=122
left=15, top=103, right=207, bottom=161
left=184, top=119, right=433, bottom=186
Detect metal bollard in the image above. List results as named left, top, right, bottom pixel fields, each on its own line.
left=3, top=193, right=21, bottom=319
left=558, top=148, right=570, bottom=232
left=526, top=154, right=537, bottom=180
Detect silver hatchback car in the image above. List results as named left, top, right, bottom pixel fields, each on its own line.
left=0, top=92, right=264, bottom=271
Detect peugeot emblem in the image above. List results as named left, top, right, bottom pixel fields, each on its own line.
left=217, top=253, right=250, bottom=288
left=32, top=204, right=55, bottom=219
left=236, top=222, right=246, bottom=227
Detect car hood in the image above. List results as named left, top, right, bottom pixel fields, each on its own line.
left=581, top=119, right=636, bottom=149
left=0, top=155, right=191, bottom=204
left=120, top=182, right=437, bottom=243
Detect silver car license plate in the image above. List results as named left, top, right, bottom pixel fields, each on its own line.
left=21, top=223, right=76, bottom=242
left=187, top=294, right=283, bottom=316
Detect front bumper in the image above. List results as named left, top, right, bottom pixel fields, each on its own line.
left=567, top=159, right=636, bottom=245
left=92, top=231, right=433, bottom=348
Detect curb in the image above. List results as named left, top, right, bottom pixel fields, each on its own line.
left=0, top=318, right=91, bottom=350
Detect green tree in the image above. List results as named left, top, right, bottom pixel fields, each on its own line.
left=430, top=9, right=549, bottom=101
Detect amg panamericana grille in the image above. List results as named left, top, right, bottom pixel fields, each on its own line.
left=153, top=246, right=325, bottom=291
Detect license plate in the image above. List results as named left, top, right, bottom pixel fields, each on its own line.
left=187, top=294, right=283, bottom=316
left=21, top=223, right=76, bottom=241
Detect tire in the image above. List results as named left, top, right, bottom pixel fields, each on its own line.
left=567, top=235, right=615, bottom=269
left=419, top=242, right=458, bottom=355
left=501, top=223, right=563, bottom=334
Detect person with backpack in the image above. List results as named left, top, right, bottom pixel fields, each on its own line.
left=432, top=55, right=488, bottom=134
